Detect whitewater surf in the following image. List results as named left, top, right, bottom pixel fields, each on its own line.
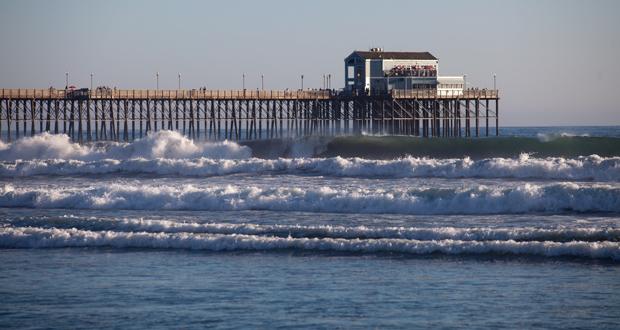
left=1, top=129, right=618, bottom=261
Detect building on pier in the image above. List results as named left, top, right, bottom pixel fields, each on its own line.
left=344, top=48, right=464, bottom=95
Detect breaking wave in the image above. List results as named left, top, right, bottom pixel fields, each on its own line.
left=536, top=132, right=591, bottom=142
left=0, top=131, right=250, bottom=161
left=1, top=182, right=619, bottom=214
left=2, top=154, right=619, bottom=181
left=1, top=226, right=618, bottom=260
left=3, top=132, right=620, bottom=163
left=316, top=135, right=620, bottom=159
left=9, top=217, right=620, bottom=243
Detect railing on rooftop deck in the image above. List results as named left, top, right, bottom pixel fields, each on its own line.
left=391, top=89, right=499, bottom=99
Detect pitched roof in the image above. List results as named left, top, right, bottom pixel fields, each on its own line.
left=352, top=51, right=437, bottom=60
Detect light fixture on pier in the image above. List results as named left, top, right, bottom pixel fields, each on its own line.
left=493, top=73, right=497, bottom=90
left=90, top=73, right=94, bottom=90
left=178, top=73, right=181, bottom=90
left=156, top=72, right=159, bottom=90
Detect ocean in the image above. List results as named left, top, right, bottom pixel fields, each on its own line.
left=1, top=126, right=619, bottom=329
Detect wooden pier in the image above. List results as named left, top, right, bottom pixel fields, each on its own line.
left=0, top=88, right=498, bottom=142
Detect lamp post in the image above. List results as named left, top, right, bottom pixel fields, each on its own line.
left=156, top=72, right=159, bottom=90
left=242, top=73, right=246, bottom=90
left=301, top=74, right=304, bottom=90
left=178, top=73, right=181, bottom=90
left=261, top=74, right=264, bottom=90
left=328, top=74, right=331, bottom=89
left=493, top=73, right=496, bottom=90
left=90, top=73, right=93, bottom=90
left=65, top=72, right=69, bottom=88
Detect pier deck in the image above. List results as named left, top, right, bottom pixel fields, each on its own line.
left=0, top=88, right=499, bottom=142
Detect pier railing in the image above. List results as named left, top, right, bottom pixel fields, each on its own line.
left=0, top=88, right=499, bottom=100
left=0, top=89, right=335, bottom=100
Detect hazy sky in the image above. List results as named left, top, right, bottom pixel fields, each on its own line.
left=1, top=0, right=619, bottom=126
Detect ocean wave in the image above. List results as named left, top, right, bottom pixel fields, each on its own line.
left=0, top=131, right=250, bottom=161
left=536, top=132, right=591, bottom=142
left=316, top=135, right=620, bottom=159
left=4, top=132, right=620, bottom=164
left=1, top=227, right=618, bottom=260
left=9, top=217, right=620, bottom=242
left=1, top=182, right=618, bottom=214
left=2, top=154, right=619, bottom=181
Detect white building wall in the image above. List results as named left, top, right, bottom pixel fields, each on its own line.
left=437, top=76, right=464, bottom=96
left=364, top=60, right=371, bottom=90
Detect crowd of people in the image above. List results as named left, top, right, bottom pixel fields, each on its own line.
left=386, top=65, right=437, bottom=77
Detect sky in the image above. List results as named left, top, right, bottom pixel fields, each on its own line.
left=0, top=0, right=619, bottom=126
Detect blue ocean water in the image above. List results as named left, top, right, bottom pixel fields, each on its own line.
left=1, top=126, right=619, bottom=329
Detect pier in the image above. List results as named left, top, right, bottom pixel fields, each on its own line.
left=0, top=88, right=498, bottom=142
left=0, top=49, right=502, bottom=142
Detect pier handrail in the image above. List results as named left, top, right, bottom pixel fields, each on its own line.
left=0, top=88, right=337, bottom=100
left=0, top=88, right=498, bottom=100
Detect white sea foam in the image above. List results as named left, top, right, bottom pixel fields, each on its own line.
left=0, top=131, right=250, bottom=161
left=0, top=133, right=93, bottom=160
left=1, top=227, right=618, bottom=260
left=2, top=133, right=619, bottom=181
left=537, top=132, right=590, bottom=142
left=1, top=182, right=618, bottom=214
left=2, top=154, right=619, bottom=181
left=11, top=217, right=620, bottom=242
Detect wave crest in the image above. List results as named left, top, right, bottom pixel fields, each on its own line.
left=1, top=182, right=618, bottom=214
left=0, top=131, right=250, bottom=161
left=9, top=217, right=620, bottom=243
left=2, top=154, right=620, bottom=181
left=1, top=226, right=618, bottom=260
